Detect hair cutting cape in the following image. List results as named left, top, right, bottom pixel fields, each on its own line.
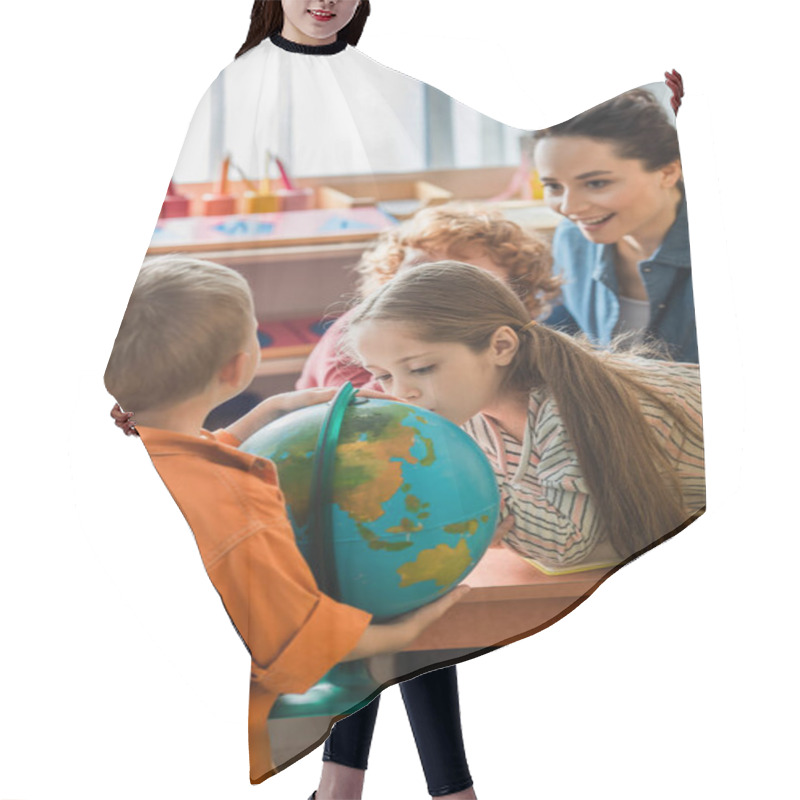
left=117, top=33, right=703, bottom=784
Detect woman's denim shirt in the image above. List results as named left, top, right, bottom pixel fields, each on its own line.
left=545, top=198, right=698, bottom=363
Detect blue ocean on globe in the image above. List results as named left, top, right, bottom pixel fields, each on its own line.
left=241, top=397, right=500, bottom=620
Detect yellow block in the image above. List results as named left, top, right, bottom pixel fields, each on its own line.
left=529, top=170, right=545, bottom=200
left=243, top=191, right=281, bottom=213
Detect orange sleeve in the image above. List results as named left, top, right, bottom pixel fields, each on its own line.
left=207, top=520, right=371, bottom=696
left=250, top=592, right=371, bottom=694
left=212, top=429, right=241, bottom=448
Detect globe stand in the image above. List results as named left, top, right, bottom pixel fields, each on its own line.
left=268, top=661, right=379, bottom=720
left=270, top=383, right=381, bottom=721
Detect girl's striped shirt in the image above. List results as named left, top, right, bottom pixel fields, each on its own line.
left=462, top=360, right=704, bottom=568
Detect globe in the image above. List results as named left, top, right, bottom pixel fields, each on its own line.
left=241, top=394, right=500, bottom=621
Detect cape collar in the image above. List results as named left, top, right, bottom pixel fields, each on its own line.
left=270, top=32, right=348, bottom=56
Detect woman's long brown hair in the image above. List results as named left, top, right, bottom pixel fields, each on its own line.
left=348, top=261, right=700, bottom=560
left=236, top=1, right=371, bottom=59
left=532, top=89, right=684, bottom=191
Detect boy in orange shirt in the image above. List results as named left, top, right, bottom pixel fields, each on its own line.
left=104, top=255, right=466, bottom=784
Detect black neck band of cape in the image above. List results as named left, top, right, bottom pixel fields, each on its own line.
left=270, top=33, right=348, bottom=55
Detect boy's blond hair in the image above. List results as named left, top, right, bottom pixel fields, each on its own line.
left=105, top=255, right=254, bottom=412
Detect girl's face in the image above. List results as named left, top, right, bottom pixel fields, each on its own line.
left=353, top=321, right=516, bottom=425
left=281, top=0, right=360, bottom=46
left=534, top=136, right=682, bottom=246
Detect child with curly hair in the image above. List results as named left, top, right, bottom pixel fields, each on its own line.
left=297, top=202, right=560, bottom=392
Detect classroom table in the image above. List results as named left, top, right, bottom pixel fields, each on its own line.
left=405, top=547, right=615, bottom=653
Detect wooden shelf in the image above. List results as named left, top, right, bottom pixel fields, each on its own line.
left=152, top=168, right=561, bottom=389
left=256, top=355, right=311, bottom=378
left=190, top=240, right=373, bottom=267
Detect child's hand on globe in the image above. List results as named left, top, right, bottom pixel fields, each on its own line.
left=490, top=515, right=515, bottom=548
left=227, top=387, right=336, bottom=441
left=355, top=387, right=394, bottom=400
left=401, top=585, right=472, bottom=644
left=267, top=387, right=338, bottom=417
left=344, top=585, right=471, bottom=661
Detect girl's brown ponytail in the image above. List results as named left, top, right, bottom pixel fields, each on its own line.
left=348, top=260, right=699, bottom=561
left=518, top=324, right=688, bottom=559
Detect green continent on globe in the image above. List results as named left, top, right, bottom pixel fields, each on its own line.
left=357, top=522, right=414, bottom=552
left=386, top=518, right=423, bottom=534
left=268, top=432, right=318, bottom=529
left=443, top=518, right=480, bottom=535
left=418, top=433, right=436, bottom=467
left=269, top=404, right=431, bottom=532
left=332, top=406, right=429, bottom=524
left=404, top=494, right=422, bottom=512
left=397, top=539, right=472, bottom=588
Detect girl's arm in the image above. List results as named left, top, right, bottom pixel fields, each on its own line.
left=499, top=479, right=604, bottom=567
left=467, top=400, right=605, bottom=568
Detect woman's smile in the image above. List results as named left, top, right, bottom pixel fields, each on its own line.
left=573, top=211, right=616, bottom=232
left=535, top=135, right=682, bottom=249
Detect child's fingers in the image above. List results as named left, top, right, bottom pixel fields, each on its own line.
left=448, top=584, right=472, bottom=602
left=301, top=387, right=338, bottom=404
left=110, top=403, right=138, bottom=436
left=279, top=387, right=337, bottom=411
left=354, top=387, right=391, bottom=400
left=425, top=585, right=470, bottom=617
left=490, top=514, right=515, bottom=547
left=399, top=585, right=471, bottom=645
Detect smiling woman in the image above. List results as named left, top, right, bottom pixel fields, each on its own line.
left=535, top=137, right=682, bottom=253
left=533, top=89, right=698, bottom=362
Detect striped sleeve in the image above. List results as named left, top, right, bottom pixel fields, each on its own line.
left=465, top=396, right=603, bottom=567
left=463, top=360, right=705, bottom=569
left=501, top=394, right=604, bottom=566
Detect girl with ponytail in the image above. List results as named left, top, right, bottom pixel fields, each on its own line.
left=349, top=261, right=704, bottom=567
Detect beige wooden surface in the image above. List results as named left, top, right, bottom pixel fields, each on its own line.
left=405, top=548, right=614, bottom=651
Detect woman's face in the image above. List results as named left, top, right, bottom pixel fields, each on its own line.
left=281, top=0, right=360, bottom=46
left=534, top=136, right=682, bottom=246
left=353, top=321, right=514, bottom=426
